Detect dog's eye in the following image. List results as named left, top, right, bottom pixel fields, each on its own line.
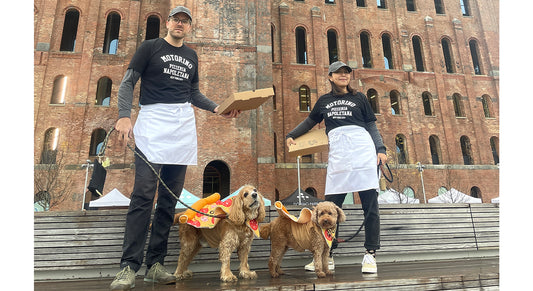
left=244, top=192, right=249, bottom=197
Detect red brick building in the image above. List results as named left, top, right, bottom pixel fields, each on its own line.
left=34, top=0, right=498, bottom=211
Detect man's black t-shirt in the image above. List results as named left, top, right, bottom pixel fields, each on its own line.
left=309, top=91, right=377, bottom=134
left=128, top=38, right=199, bottom=105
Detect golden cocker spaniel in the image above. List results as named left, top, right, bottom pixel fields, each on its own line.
left=174, top=185, right=266, bottom=282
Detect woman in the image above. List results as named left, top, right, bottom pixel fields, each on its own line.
left=286, top=61, right=387, bottom=274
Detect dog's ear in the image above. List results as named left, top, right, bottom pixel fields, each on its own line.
left=256, top=193, right=266, bottom=222
left=335, top=204, right=346, bottom=223
left=311, top=206, right=318, bottom=225
left=228, top=193, right=246, bottom=225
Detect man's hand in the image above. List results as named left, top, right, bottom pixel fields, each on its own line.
left=214, top=106, right=241, bottom=118
left=286, top=137, right=296, bottom=148
left=377, top=153, right=388, bottom=165
left=115, top=117, right=133, bottom=147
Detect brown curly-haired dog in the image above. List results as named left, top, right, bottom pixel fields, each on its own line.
left=259, top=201, right=346, bottom=278
left=174, top=185, right=266, bottom=282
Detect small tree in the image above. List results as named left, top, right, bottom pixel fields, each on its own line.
left=34, top=151, right=73, bottom=210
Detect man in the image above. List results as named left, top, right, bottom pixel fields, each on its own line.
left=110, top=6, right=239, bottom=290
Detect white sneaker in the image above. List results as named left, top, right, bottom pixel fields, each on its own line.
left=361, top=253, right=377, bottom=273
left=304, top=257, right=335, bottom=271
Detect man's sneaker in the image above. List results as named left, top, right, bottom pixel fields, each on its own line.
left=110, top=266, right=136, bottom=290
left=304, top=257, right=335, bottom=271
left=361, top=253, right=377, bottom=273
left=144, top=262, right=176, bottom=284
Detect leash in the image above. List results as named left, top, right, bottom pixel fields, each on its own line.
left=338, top=161, right=392, bottom=244
left=99, top=128, right=226, bottom=219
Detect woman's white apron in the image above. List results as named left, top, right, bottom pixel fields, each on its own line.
left=325, top=125, right=378, bottom=195
left=133, top=103, right=197, bottom=165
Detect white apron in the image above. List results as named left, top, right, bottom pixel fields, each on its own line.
left=325, top=125, right=378, bottom=195
left=133, top=103, right=197, bottom=165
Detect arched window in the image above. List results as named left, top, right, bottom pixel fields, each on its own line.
left=367, top=89, right=379, bottom=114
left=395, top=134, right=407, bottom=164
left=60, top=8, right=79, bottom=51
left=470, top=186, right=482, bottom=199
left=390, top=90, right=401, bottom=115
left=272, top=85, right=277, bottom=110
left=460, top=136, right=474, bottom=165
left=295, top=26, right=308, bottom=64
left=305, top=187, right=318, bottom=197
left=357, top=0, right=366, bottom=7
left=89, top=129, right=107, bottom=156
left=377, top=0, right=387, bottom=9
left=460, top=0, right=471, bottom=16
left=96, top=77, right=112, bottom=106
left=441, top=38, right=455, bottom=73
left=103, top=12, right=121, bottom=54
left=301, top=154, right=313, bottom=163
left=438, top=186, right=448, bottom=195
left=422, top=91, right=433, bottom=116
left=50, top=75, right=68, bottom=104
left=41, top=128, right=60, bottom=164
left=452, top=93, right=465, bottom=117
left=299, top=85, right=311, bottom=112
left=273, top=132, right=278, bottom=163
left=403, top=187, right=415, bottom=198
left=327, top=29, right=339, bottom=64
left=382, top=33, right=394, bottom=69
left=412, top=36, right=425, bottom=72
left=203, top=160, right=230, bottom=199
left=429, top=135, right=441, bottom=165
left=360, top=31, right=372, bottom=68
left=490, top=136, right=499, bottom=165
left=481, top=94, right=493, bottom=118
left=406, top=0, right=416, bottom=11
left=145, top=15, right=160, bottom=40
left=434, top=0, right=445, bottom=14
left=469, top=39, right=482, bottom=75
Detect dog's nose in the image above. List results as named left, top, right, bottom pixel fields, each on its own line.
left=252, top=192, right=257, bottom=199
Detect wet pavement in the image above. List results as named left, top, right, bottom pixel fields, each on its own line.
left=34, top=257, right=499, bottom=290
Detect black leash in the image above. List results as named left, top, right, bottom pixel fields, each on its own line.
left=338, top=161, right=392, bottom=244
left=99, top=128, right=226, bottom=219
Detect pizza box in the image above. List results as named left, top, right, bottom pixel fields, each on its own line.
left=288, top=128, right=329, bottom=157
left=217, top=88, right=274, bottom=115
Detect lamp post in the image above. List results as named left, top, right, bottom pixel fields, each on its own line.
left=81, top=160, right=93, bottom=211
left=417, top=162, right=427, bottom=203
left=297, top=155, right=302, bottom=205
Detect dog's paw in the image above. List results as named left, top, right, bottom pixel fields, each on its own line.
left=221, top=274, right=238, bottom=282
left=239, top=270, right=257, bottom=280
left=175, top=270, right=193, bottom=280
left=315, top=271, right=326, bottom=278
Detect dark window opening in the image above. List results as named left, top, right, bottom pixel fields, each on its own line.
left=441, top=38, right=455, bottom=73
left=396, top=135, right=407, bottom=164
left=482, top=95, right=493, bottom=118
left=470, top=187, right=482, bottom=199
left=422, top=91, right=433, bottom=116
left=203, top=160, right=230, bottom=199
left=412, top=36, right=425, bottom=72
left=357, top=0, right=366, bottom=7
left=452, top=93, right=465, bottom=117
left=95, top=77, right=112, bottom=106
left=377, top=0, right=387, bottom=9
left=271, top=25, right=275, bottom=62
left=429, top=135, right=441, bottom=164
left=41, top=128, right=59, bottom=164
left=434, top=0, right=445, bottom=14
left=390, top=90, right=401, bottom=115
left=460, top=136, right=474, bottom=165
left=490, top=136, right=499, bottom=165
left=296, top=27, right=308, bottom=64
left=461, top=0, right=471, bottom=16
left=103, top=12, right=121, bottom=54
left=469, top=40, right=482, bottom=75
left=145, top=15, right=160, bottom=40
left=60, top=9, right=79, bottom=51
left=89, top=129, right=107, bottom=156
left=406, top=0, right=416, bottom=11
left=367, top=89, right=380, bottom=114
left=327, top=30, right=339, bottom=64
left=360, top=32, right=372, bottom=68
left=382, top=34, right=393, bottom=69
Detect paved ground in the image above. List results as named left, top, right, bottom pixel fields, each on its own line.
left=34, top=257, right=499, bottom=290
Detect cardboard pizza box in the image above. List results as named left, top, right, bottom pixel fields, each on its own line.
left=288, top=128, right=329, bottom=157
left=217, top=88, right=274, bottom=115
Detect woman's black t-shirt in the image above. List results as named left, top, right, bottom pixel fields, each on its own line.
left=128, top=38, right=199, bottom=105
left=309, top=91, right=377, bottom=134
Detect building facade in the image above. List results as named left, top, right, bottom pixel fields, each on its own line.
left=34, top=0, right=499, bottom=211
